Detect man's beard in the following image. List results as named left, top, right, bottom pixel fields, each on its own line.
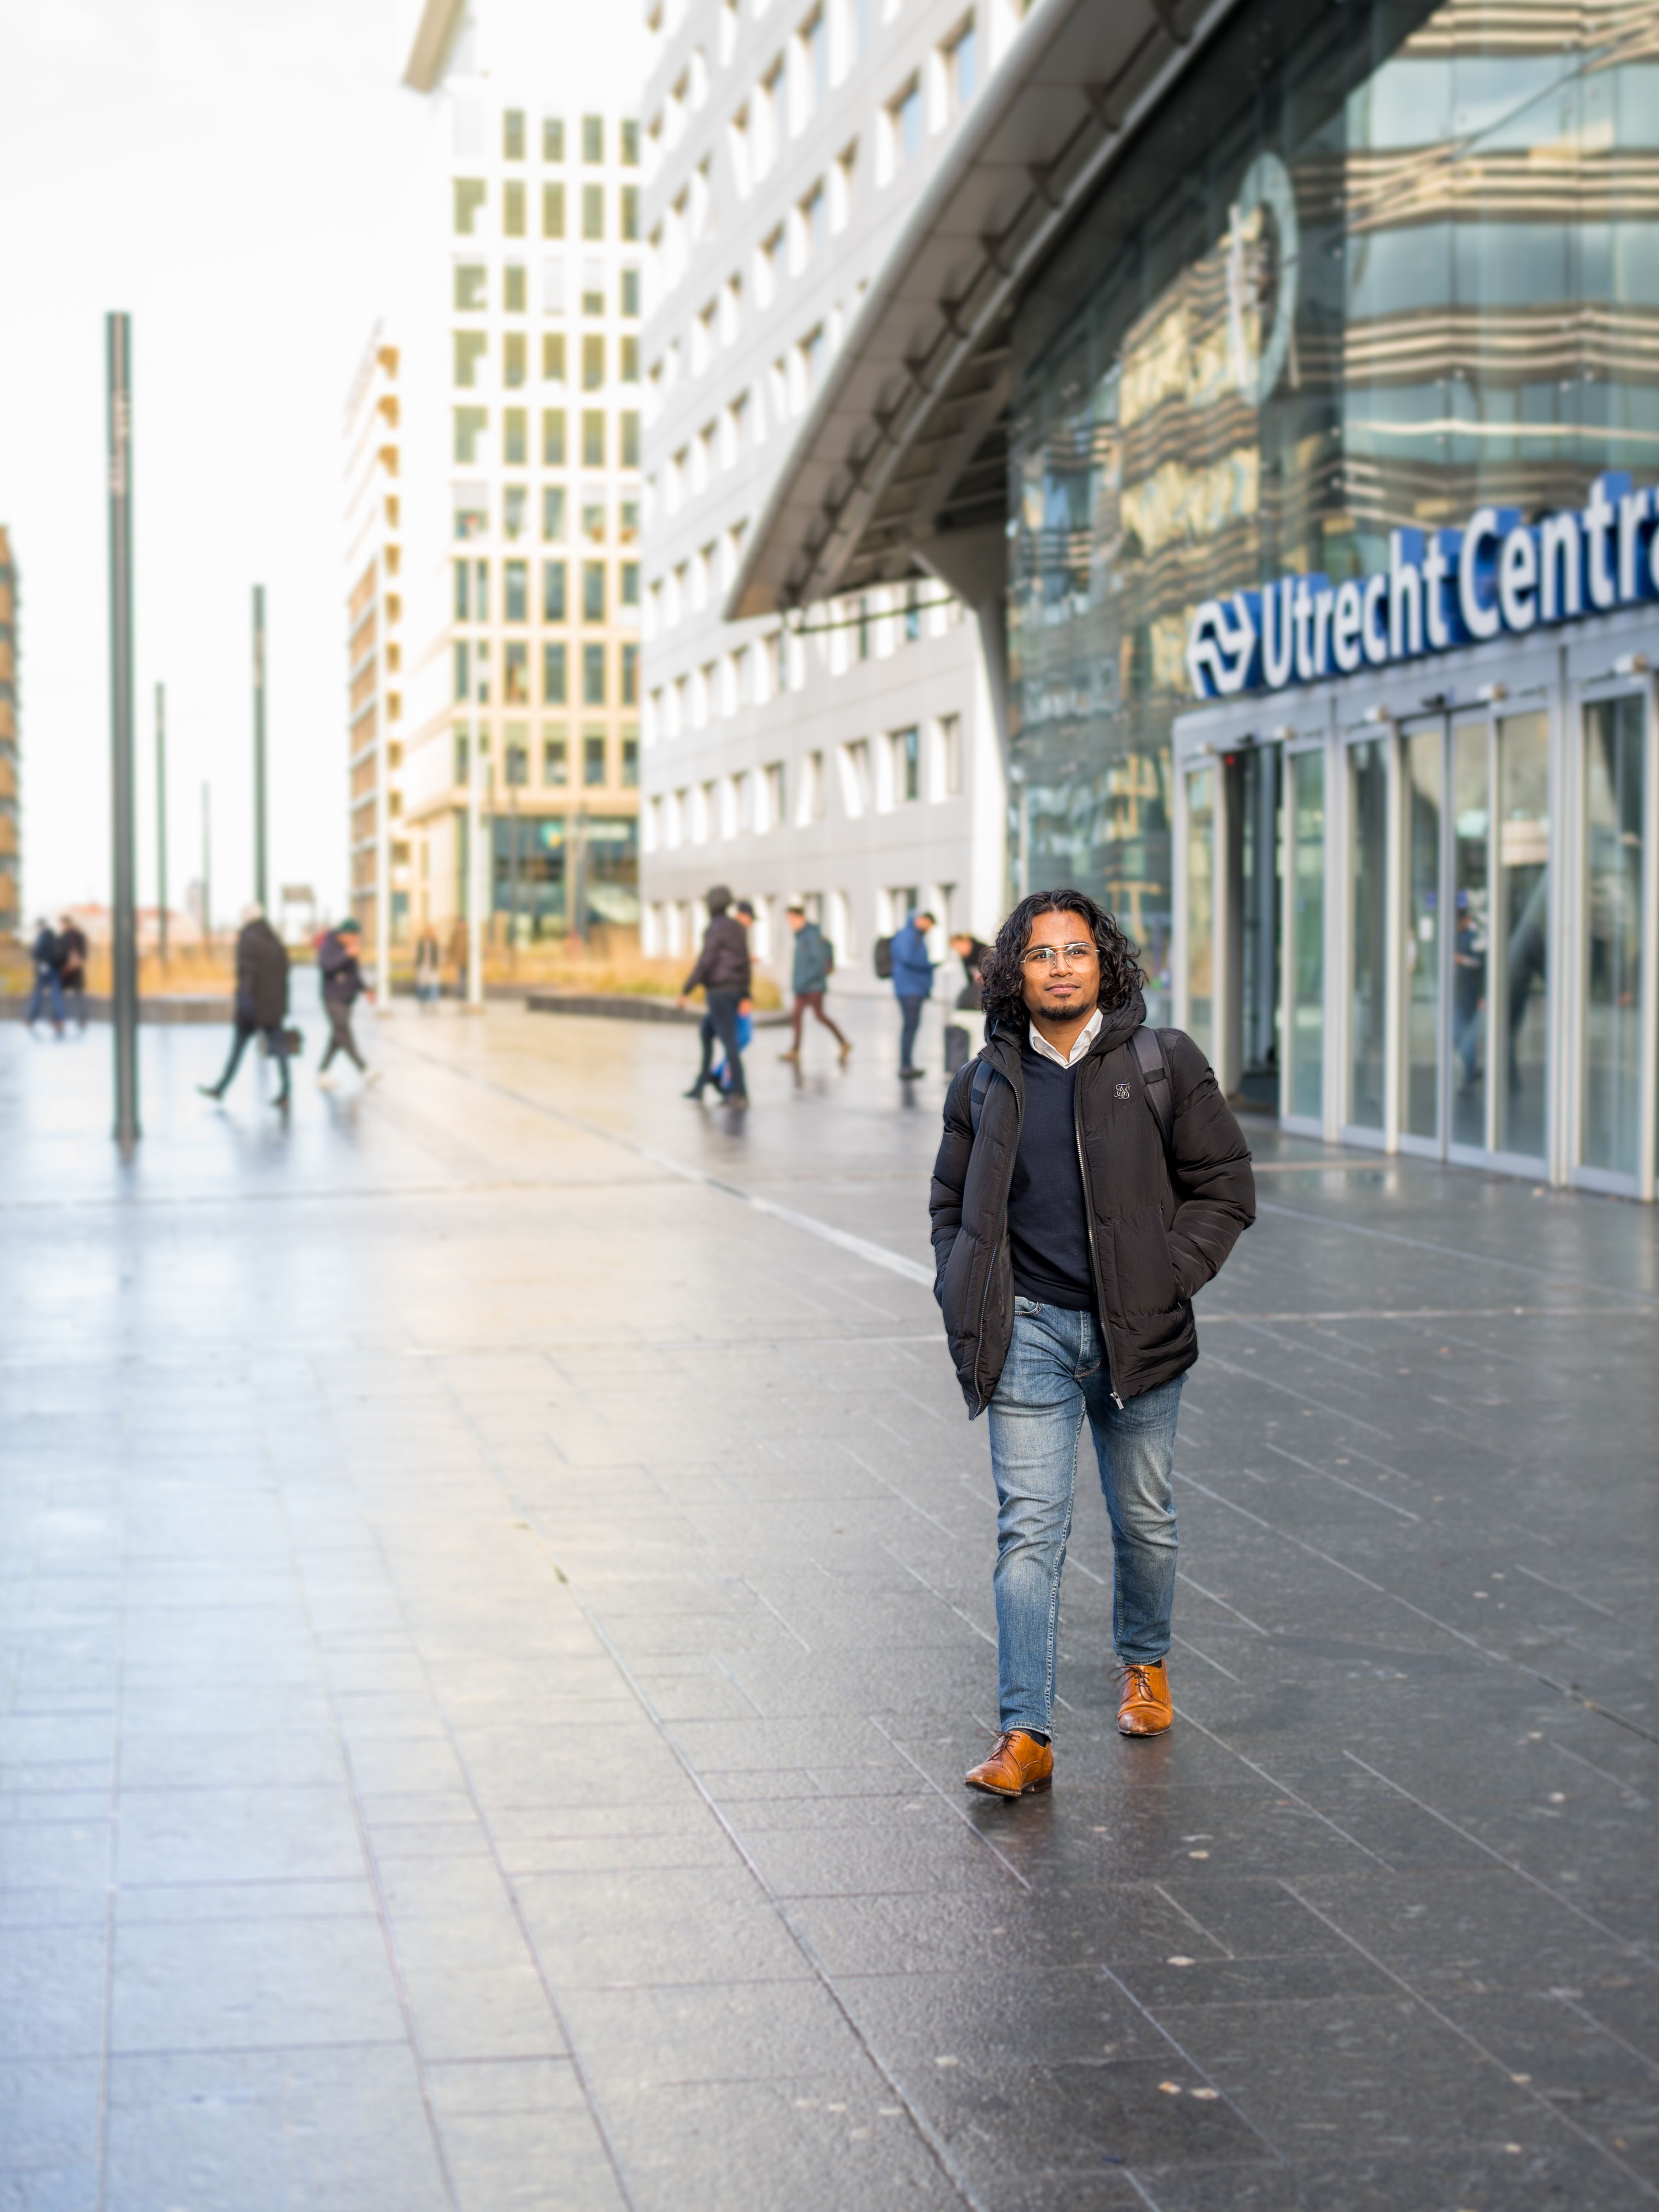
left=1029, top=983, right=1100, bottom=1023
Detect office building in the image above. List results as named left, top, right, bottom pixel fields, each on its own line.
left=636, top=0, right=1030, bottom=987
left=737, top=0, right=1659, bottom=1200
left=347, top=0, right=646, bottom=962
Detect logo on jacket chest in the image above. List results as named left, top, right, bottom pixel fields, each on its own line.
left=1114, top=1082, right=1131, bottom=1099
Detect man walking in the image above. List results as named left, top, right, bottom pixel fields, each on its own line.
left=199, top=903, right=292, bottom=1108
left=929, top=890, right=1254, bottom=1797
left=57, top=916, right=89, bottom=1030
left=778, top=903, right=850, bottom=1065
left=677, top=884, right=751, bottom=1105
left=890, top=908, right=935, bottom=1078
left=26, top=919, right=65, bottom=1035
left=316, top=920, right=378, bottom=1089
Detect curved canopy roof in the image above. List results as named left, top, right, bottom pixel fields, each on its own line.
left=726, top=0, right=1246, bottom=619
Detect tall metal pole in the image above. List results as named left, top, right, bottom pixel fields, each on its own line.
left=155, top=680, right=169, bottom=969
left=106, top=312, right=140, bottom=1148
left=252, top=585, right=267, bottom=909
left=466, top=659, right=484, bottom=1008
left=201, top=782, right=212, bottom=945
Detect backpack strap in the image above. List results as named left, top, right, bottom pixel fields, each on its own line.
left=1131, top=1025, right=1176, bottom=1165
left=968, top=1056, right=994, bottom=1135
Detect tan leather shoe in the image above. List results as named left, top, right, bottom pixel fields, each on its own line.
left=1117, top=1660, right=1172, bottom=1736
left=965, top=1730, right=1053, bottom=1798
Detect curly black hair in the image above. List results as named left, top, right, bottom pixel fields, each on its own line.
left=979, top=889, right=1146, bottom=1038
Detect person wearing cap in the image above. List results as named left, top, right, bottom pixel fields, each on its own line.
left=199, top=903, right=292, bottom=1108
left=316, top=919, right=379, bottom=1090
left=778, top=903, right=851, bottom=1065
left=677, top=885, right=752, bottom=1105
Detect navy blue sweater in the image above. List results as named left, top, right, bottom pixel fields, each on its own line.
left=1007, top=1041, right=1095, bottom=1310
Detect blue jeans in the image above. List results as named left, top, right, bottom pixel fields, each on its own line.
left=28, top=970, right=65, bottom=1027
left=988, top=1299, right=1183, bottom=1734
left=897, top=993, right=925, bottom=1070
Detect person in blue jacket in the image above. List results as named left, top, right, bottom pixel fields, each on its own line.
left=890, top=909, right=936, bottom=1078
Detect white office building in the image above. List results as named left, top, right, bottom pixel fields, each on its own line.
left=635, top=0, right=1032, bottom=993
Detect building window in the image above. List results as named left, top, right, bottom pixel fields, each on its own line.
left=503, top=108, right=525, bottom=159
left=582, top=114, right=604, bottom=162
left=504, top=180, right=526, bottom=236
left=543, top=727, right=568, bottom=783
left=504, top=264, right=526, bottom=312
left=621, top=561, right=639, bottom=607
left=453, top=559, right=471, bottom=620
left=453, top=406, right=487, bottom=462
left=542, top=333, right=566, bottom=384
left=504, top=331, right=526, bottom=386
left=891, top=724, right=920, bottom=802
left=543, top=117, right=565, bottom=161
left=454, top=729, right=470, bottom=783
left=582, top=410, right=606, bottom=465
left=542, top=487, right=566, bottom=541
left=504, top=560, right=528, bottom=621
left=945, top=18, right=977, bottom=113
left=454, top=489, right=487, bottom=539
left=504, top=642, right=529, bottom=702
left=584, top=731, right=607, bottom=785
left=937, top=712, right=962, bottom=795
left=839, top=738, right=871, bottom=816
left=453, top=641, right=471, bottom=701
left=505, top=732, right=529, bottom=787
left=544, top=642, right=567, bottom=703
left=621, top=184, right=640, bottom=241
left=582, top=334, right=605, bottom=389
left=454, top=263, right=487, bottom=309
left=582, top=500, right=606, bottom=543
left=543, top=560, right=567, bottom=620
left=620, top=335, right=640, bottom=382
left=582, top=184, right=604, bottom=240
left=890, top=78, right=922, bottom=167
left=543, top=181, right=565, bottom=238
left=621, top=641, right=639, bottom=704
left=620, top=501, right=638, bottom=544
left=582, top=561, right=606, bottom=622
left=622, top=118, right=639, bottom=164
left=504, top=407, right=528, bottom=465
left=453, top=330, right=487, bottom=386
left=904, top=583, right=921, bottom=641
left=621, top=730, right=639, bottom=786
left=504, top=486, right=526, bottom=539
left=583, top=644, right=606, bottom=705
left=621, top=267, right=641, bottom=316
left=802, top=9, right=829, bottom=116
left=453, top=178, right=485, bottom=233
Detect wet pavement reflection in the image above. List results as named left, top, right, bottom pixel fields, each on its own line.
left=2, top=994, right=1656, bottom=2210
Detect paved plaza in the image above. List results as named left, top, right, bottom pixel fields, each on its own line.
left=2, top=991, right=1657, bottom=2212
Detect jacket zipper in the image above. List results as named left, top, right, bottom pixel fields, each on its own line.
left=970, top=1060, right=1013, bottom=1416
left=1073, top=1063, right=1126, bottom=1408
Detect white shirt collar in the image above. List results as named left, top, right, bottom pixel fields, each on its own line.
left=1028, top=1005, right=1102, bottom=1070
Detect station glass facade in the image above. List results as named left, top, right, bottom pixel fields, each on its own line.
left=1006, top=0, right=1659, bottom=1194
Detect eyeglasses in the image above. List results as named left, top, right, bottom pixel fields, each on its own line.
left=1023, top=941, right=1097, bottom=969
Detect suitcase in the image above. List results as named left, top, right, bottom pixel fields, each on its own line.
left=943, top=1023, right=971, bottom=1075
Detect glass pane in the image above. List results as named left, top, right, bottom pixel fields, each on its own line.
left=1494, top=712, right=1550, bottom=1160
left=1404, top=727, right=1441, bottom=1141
left=1237, top=747, right=1282, bottom=1108
left=1186, top=767, right=1215, bottom=1059
left=1582, top=696, right=1645, bottom=1176
left=1452, top=720, right=1489, bottom=1149
left=1288, top=751, right=1324, bottom=1119
left=1349, top=739, right=1388, bottom=1130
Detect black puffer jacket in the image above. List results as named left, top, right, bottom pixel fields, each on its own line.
left=682, top=914, right=751, bottom=995
left=235, top=918, right=289, bottom=1027
left=929, top=992, right=1255, bottom=1414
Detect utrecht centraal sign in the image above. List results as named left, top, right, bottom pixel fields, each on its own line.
left=1185, top=472, right=1658, bottom=701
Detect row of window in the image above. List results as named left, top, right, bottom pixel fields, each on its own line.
left=453, top=407, right=641, bottom=469
left=453, top=330, right=641, bottom=391
left=454, top=639, right=640, bottom=708
left=646, top=585, right=959, bottom=712
left=642, top=884, right=958, bottom=966
left=453, top=177, right=640, bottom=242
left=453, top=264, right=641, bottom=318
left=644, top=718, right=963, bottom=849
left=453, top=485, right=640, bottom=545
left=452, top=722, right=640, bottom=790
left=453, top=557, right=641, bottom=624
left=494, top=113, right=640, bottom=166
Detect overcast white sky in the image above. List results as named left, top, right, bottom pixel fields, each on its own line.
left=0, top=0, right=647, bottom=926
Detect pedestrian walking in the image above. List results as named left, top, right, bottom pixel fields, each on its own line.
left=889, top=909, right=935, bottom=1078
left=198, top=903, right=292, bottom=1108
left=948, top=929, right=990, bottom=1010
left=57, top=917, right=89, bottom=1030
left=677, top=884, right=751, bottom=1105
left=25, top=919, right=65, bottom=1035
left=414, top=928, right=442, bottom=1011
left=928, top=890, right=1254, bottom=1799
left=778, top=903, right=851, bottom=1064
left=316, top=920, right=378, bottom=1088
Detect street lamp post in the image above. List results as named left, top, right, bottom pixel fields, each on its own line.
left=252, top=585, right=268, bottom=911
left=201, top=782, right=212, bottom=946
left=106, top=312, right=140, bottom=1148
left=155, top=680, right=168, bottom=970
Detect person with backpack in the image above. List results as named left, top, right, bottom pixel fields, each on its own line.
left=888, top=908, right=935, bottom=1078
left=198, top=903, right=292, bottom=1108
left=57, top=916, right=89, bottom=1030
left=778, top=903, right=851, bottom=1065
left=928, top=889, right=1254, bottom=1799
left=677, top=884, right=752, bottom=1105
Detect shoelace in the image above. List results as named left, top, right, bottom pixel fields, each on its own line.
left=1122, top=1666, right=1159, bottom=1703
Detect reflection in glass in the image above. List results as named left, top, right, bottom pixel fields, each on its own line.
left=1582, top=697, right=1645, bottom=1176
left=1404, top=726, right=1441, bottom=1141
left=1494, top=713, right=1549, bottom=1159
left=1349, top=739, right=1388, bottom=1130
left=1288, top=751, right=1325, bottom=1119
left=1237, top=746, right=1282, bottom=1108
left=1186, top=766, right=1215, bottom=1059
left=1451, top=721, right=1489, bottom=1149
